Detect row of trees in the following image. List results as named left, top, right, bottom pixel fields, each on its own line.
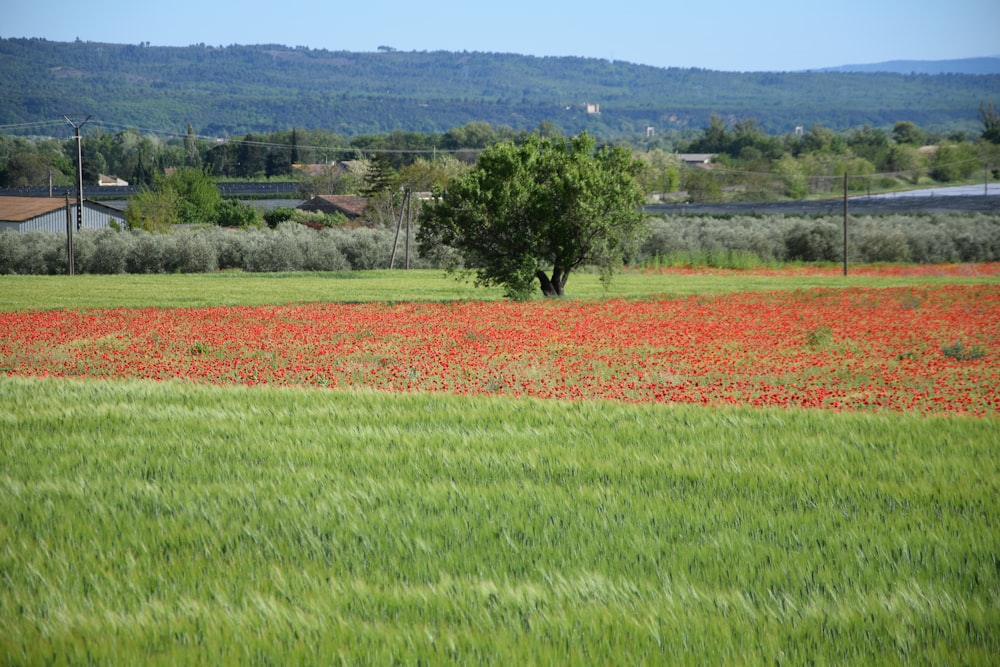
left=3, top=110, right=998, bottom=197
left=4, top=213, right=997, bottom=277
left=674, top=104, right=1000, bottom=201
left=0, top=113, right=1000, bottom=209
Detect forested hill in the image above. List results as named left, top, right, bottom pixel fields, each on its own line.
left=2, top=37, right=998, bottom=138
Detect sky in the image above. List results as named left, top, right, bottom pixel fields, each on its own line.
left=3, top=0, right=999, bottom=72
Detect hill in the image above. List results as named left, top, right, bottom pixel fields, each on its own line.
left=816, top=57, right=1000, bottom=75
left=1, top=38, right=999, bottom=138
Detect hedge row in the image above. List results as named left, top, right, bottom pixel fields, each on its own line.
left=0, top=223, right=437, bottom=275
left=1, top=213, right=998, bottom=275
left=639, top=213, right=1000, bottom=265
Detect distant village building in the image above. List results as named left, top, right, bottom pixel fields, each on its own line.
left=297, top=195, right=369, bottom=220
left=0, top=196, right=126, bottom=233
left=677, top=154, right=716, bottom=167
left=586, top=103, right=601, bottom=115
left=98, top=174, right=129, bottom=187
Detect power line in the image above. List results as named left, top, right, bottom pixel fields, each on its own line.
left=1, top=117, right=487, bottom=156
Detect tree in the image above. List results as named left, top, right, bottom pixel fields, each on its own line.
left=235, top=133, right=266, bottom=178
left=2, top=152, right=63, bottom=187
left=981, top=101, right=1000, bottom=144
left=635, top=148, right=681, bottom=197
left=183, top=124, right=201, bottom=167
left=360, top=154, right=399, bottom=198
left=417, top=133, right=645, bottom=299
left=166, top=167, right=222, bottom=224
left=892, top=121, right=925, bottom=146
left=687, top=114, right=730, bottom=154
left=124, top=167, right=221, bottom=230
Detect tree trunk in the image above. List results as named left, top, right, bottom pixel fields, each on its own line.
left=536, top=268, right=567, bottom=297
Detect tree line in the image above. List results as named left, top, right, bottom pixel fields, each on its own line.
left=3, top=108, right=998, bottom=208
left=2, top=38, right=998, bottom=138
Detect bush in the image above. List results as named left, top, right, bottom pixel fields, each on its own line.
left=263, top=206, right=296, bottom=229
left=1, top=213, right=996, bottom=275
left=784, top=222, right=841, bottom=262
left=0, top=230, right=23, bottom=274
left=126, top=230, right=166, bottom=273
left=242, top=224, right=305, bottom=272
left=212, top=229, right=252, bottom=270
left=905, top=221, right=960, bottom=263
left=165, top=230, right=218, bottom=273
left=331, top=227, right=394, bottom=270
left=216, top=199, right=262, bottom=228
left=853, top=223, right=911, bottom=263
left=87, top=229, right=135, bottom=274
left=302, top=229, right=351, bottom=271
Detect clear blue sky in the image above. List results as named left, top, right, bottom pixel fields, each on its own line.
left=4, top=0, right=998, bottom=72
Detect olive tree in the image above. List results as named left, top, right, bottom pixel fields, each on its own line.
left=417, top=133, right=645, bottom=299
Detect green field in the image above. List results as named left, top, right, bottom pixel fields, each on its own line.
left=2, top=270, right=999, bottom=664
left=2, top=268, right=998, bottom=310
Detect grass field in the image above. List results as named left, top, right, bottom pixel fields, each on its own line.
left=2, top=377, right=998, bottom=665
left=2, top=264, right=999, bottom=311
left=2, top=266, right=999, bottom=664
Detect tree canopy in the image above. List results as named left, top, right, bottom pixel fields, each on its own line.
left=417, top=133, right=645, bottom=299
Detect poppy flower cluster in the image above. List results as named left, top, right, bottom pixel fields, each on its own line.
left=2, top=285, right=997, bottom=416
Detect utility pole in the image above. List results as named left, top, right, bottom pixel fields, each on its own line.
left=843, top=172, right=849, bottom=277
left=389, top=188, right=412, bottom=269
left=65, top=191, right=75, bottom=275
left=64, top=115, right=92, bottom=231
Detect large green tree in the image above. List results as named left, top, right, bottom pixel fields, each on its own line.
left=124, top=167, right=221, bottom=230
left=981, top=101, right=1000, bottom=144
left=418, top=133, right=645, bottom=299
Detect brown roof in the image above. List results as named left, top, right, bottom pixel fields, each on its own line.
left=0, top=196, right=76, bottom=222
left=298, top=195, right=369, bottom=218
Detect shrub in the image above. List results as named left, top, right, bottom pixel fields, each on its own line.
left=853, top=223, right=911, bottom=263
left=87, top=229, right=135, bottom=274
left=332, top=227, right=394, bottom=270
left=126, top=230, right=166, bottom=273
left=784, top=222, right=841, bottom=262
left=302, top=229, right=350, bottom=271
left=0, top=230, right=23, bottom=274
left=941, top=341, right=986, bottom=361
left=263, top=206, right=296, bottom=229
left=242, top=224, right=305, bottom=272
left=212, top=229, right=252, bottom=270
left=216, top=199, right=262, bottom=228
left=165, top=230, right=218, bottom=273
left=905, top=221, right=960, bottom=263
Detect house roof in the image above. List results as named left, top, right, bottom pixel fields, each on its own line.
left=0, top=196, right=76, bottom=222
left=298, top=195, right=369, bottom=218
left=678, top=153, right=716, bottom=164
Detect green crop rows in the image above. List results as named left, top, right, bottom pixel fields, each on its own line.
left=2, top=376, right=998, bottom=664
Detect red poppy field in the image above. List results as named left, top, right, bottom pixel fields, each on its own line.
left=2, top=283, right=997, bottom=416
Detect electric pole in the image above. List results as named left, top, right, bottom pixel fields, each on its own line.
left=64, top=115, right=92, bottom=231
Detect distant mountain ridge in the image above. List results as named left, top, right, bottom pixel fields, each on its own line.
left=1, top=38, right=998, bottom=138
left=815, top=57, right=1000, bottom=75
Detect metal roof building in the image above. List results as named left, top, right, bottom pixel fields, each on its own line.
left=0, top=196, right=127, bottom=234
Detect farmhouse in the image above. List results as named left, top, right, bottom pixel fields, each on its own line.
left=678, top=153, right=716, bottom=166
left=0, top=196, right=127, bottom=233
left=98, top=174, right=129, bottom=187
left=297, top=195, right=369, bottom=220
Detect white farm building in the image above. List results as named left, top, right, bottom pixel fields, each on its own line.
left=0, top=196, right=126, bottom=234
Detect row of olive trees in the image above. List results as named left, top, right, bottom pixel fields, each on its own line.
left=0, top=224, right=447, bottom=275
left=4, top=213, right=998, bottom=276
left=639, top=213, right=1000, bottom=265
